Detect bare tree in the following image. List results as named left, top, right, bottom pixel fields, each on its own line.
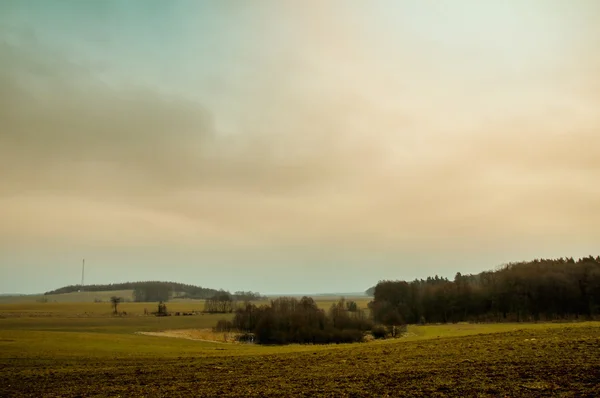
left=110, top=296, right=122, bottom=315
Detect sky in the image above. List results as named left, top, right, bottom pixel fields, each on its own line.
left=1, top=1, right=599, bottom=295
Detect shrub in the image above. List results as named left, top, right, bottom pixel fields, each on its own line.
left=226, top=297, right=371, bottom=345
left=371, top=325, right=387, bottom=339
left=237, top=333, right=255, bottom=343
left=156, top=301, right=168, bottom=316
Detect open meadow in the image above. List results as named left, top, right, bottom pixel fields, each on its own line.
left=1, top=297, right=599, bottom=397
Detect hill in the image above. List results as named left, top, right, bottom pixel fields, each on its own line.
left=44, top=281, right=266, bottom=302
left=45, top=281, right=218, bottom=297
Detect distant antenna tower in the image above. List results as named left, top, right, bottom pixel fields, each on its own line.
left=81, top=259, right=85, bottom=290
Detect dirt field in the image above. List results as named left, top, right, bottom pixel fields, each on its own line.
left=0, top=300, right=599, bottom=397
left=2, top=325, right=599, bottom=397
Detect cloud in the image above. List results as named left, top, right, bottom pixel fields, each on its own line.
left=1, top=3, right=599, bottom=254
left=0, top=33, right=361, bottom=197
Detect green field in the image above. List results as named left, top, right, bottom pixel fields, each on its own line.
left=0, top=290, right=136, bottom=304
left=1, top=298, right=599, bottom=397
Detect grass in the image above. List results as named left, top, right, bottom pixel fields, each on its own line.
left=0, top=290, right=136, bottom=304
left=1, top=300, right=599, bottom=397
left=0, top=295, right=372, bottom=314
left=0, top=301, right=207, bottom=317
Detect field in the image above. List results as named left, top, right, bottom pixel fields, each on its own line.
left=0, top=290, right=136, bottom=304
left=1, top=298, right=599, bottom=397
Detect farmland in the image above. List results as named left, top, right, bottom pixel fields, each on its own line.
left=1, top=298, right=599, bottom=397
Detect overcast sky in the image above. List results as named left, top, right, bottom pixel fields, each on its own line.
left=1, top=1, right=599, bottom=294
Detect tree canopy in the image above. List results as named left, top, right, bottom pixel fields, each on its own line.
left=369, top=256, right=600, bottom=324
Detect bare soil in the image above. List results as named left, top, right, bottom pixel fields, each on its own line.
left=2, top=325, right=599, bottom=397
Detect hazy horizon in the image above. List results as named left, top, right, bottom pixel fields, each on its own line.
left=2, top=1, right=599, bottom=295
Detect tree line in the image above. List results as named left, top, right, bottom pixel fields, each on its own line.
left=369, top=256, right=600, bottom=324
left=203, top=290, right=268, bottom=313
left=132, top=282, right=174, bottom=302
left=223, top=297, right=372, bottom=344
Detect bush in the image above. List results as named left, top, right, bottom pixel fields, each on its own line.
left=156, top=301, right=168, bottom=316
left=237, top=333, right=255, bottom=343
left=335, top=329, right=365, bottom=344
left=371, top=325, right=387, bottom=339
left=226, top=297, right=369, bottom=345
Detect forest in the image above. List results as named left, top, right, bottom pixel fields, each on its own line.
left=369, top=256, right=600, bottom=324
